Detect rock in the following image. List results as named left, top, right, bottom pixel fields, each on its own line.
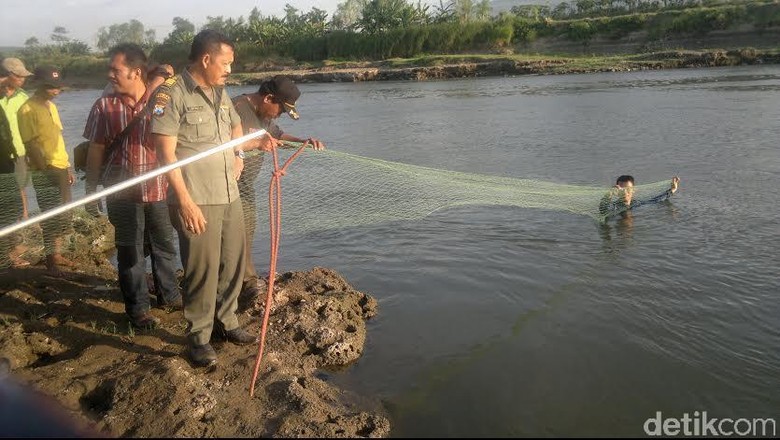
left=2, top=265, right=387, bottom=438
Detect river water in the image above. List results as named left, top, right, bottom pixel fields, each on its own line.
left=50, top=65, right=780, bottom=436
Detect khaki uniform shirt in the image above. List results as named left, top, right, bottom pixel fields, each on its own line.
left=150, top=69, right=241, bottom=205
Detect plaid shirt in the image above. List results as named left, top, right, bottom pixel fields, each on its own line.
left=83, top=93, right=167, bottom=202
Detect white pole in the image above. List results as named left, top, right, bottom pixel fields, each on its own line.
left=0, top=129, right=267, bottom=238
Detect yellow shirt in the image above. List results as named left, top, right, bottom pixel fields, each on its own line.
left=0, top=89, right=29, bottom=157
left=17, top=98, right=70, bottom=170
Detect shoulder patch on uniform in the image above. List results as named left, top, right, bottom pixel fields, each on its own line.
left=151, top=75, right=179, bottom=117
left=152, top=90, right=172, bottom=117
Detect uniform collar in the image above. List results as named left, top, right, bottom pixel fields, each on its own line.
left=182, top=68, right=221, bottom=94
left=181, top=68, right=199, bottom=93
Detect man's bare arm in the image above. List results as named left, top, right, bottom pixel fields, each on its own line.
left=280, top=133, right=326, bottom=151
left=85, top=142, right=105, bottom=194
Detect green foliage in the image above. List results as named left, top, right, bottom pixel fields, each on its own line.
left=431, top=0, right=456, bottom=23
left=359, top=0, right=429, bottom=33
left=15, top=37, right=96, bottom=77
left=50, top=26, right=70, bottom=44
left=60, top=57, right=105, bottom=78
left=641, top=3, right=752, bottom=37
left=149, top=42, right=190, bottom=68
left=512, top=4, right=552, bottom=20
left=202, top=15, right=248, bottom=41
left=97, top=19, right=156, bottom=52
left=163, top=17, right=195, bottom=45
left=16, top=26, right=91, bottom=69
left=511, top=1, right=772, bottom=44
left=662, top=5, right=748, bottom=34
left=567, top=20, right=597, bottom=43
left=333, top=0, right=370, bottom=30
left=595, top=14, right=648, bottom=39
left=479, top=21, right=515, bottom=47
left=8, top=0, right=780, bottom=70
left=753, top=2, right=780, bottom=28
left=287, top=36, right=329, bottom=61
left=511, top=0, right=775, bottom=21
left=398, top=26, right=431, bottom=57
left=308, top=20, right=513, bottom=60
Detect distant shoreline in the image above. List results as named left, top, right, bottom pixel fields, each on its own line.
left=63, top=48, right=780, bottom=90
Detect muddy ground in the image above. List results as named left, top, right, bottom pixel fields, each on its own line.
left=0, top=215, right=390, bottom=437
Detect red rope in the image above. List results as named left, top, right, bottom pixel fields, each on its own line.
left=249, top=142, right=309, bottom=397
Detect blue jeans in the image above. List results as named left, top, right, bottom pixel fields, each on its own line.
left=107, top=198, right=179, bottom=318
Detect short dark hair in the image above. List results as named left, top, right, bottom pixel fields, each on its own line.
left=257, top=81, right=273, bottom=96
left=188, top=29, right=235, bottom=63
left=616, top=175, right=635, bottom=185
left=108, top=43, right=148, bottom=80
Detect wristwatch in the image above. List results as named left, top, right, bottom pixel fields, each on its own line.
left=234, top=149, right=246, bottom=159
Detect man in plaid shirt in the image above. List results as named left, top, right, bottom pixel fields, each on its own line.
left=83, top=43, right=182, bottom=329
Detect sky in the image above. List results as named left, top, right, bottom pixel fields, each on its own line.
left=0, top=0, right=344, bottom=47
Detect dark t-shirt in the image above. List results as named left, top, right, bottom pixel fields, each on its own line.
left=599, top=187, right=674, bottom=218
left=232, top=95, right=284, bottom=202
left=232, top=95, right=284, bottom=139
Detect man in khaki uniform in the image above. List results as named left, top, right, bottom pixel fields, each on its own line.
left=151, top=29, right=277, bottom=367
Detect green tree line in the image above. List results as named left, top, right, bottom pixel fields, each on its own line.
left=5, top=0, right=780, bottom=75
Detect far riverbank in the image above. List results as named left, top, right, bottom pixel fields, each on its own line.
left=62, top=48, right=780, bottom=89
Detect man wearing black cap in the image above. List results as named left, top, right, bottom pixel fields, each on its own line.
left=17, top=66, right=75, bottom=275
left=232, top=75, right=325, bottom=299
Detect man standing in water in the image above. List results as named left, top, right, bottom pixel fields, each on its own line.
left=599, top=175, right=680, bottom=218
left=232, top=75, right=325, bottom=300
left=151, top=30, right=278, bottom=367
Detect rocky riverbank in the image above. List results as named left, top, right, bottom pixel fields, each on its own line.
left=230, top=48, right=779, bottom=85
left=61, top=48, right=780, bottom=91
left=0, top=214, right=389, bottom=438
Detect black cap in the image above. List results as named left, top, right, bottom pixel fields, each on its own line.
left=34, top=65, right=63, bottom=89
left=262, top=75, right=301, bottom=120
